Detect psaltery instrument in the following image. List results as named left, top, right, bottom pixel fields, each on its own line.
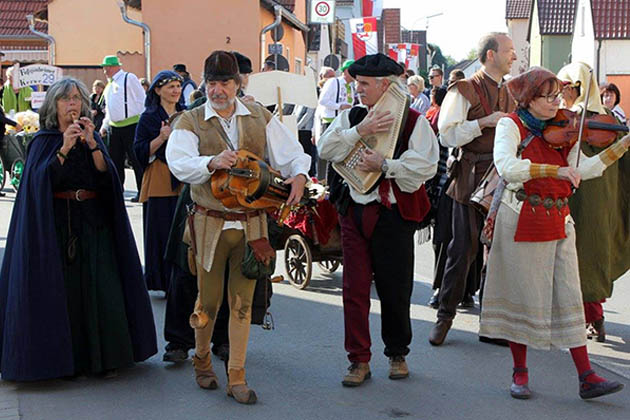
left=332, top=82, right=409, bottom=194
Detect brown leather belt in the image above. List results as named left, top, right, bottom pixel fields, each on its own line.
left=193, top=204, right=259, bottom=221
left=53, top=189, right=98, bottom=202
left=515, top=189, right=569, bottom=210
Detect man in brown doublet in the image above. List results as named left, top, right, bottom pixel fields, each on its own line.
left=429, top=33, right=516, bottom=346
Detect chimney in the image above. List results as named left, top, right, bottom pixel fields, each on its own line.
left=382, top=8, right=401, bottom=51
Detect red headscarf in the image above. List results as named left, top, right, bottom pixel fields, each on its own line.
left=506, top=66, right=561, bottom=108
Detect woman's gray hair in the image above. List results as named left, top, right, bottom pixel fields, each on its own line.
left=407, top=75, right=425, bottom=90
left=39, top=77, right=92, bottom=130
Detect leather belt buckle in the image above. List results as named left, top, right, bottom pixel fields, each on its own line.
left=75, top=189, right=85, bottom=202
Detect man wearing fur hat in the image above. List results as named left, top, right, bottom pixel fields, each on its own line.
left=166, top=51, right=310, bottom=404
left=318, top=53, right=439, bottom=387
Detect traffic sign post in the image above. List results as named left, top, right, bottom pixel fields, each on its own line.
left=268, top=44, right=284, bottom=56
left=309, top=0, right=335, bottom=24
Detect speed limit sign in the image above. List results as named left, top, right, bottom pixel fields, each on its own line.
left=310, top=0, right=335, bottom=24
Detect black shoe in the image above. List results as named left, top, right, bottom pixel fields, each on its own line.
left=130, top=195, right=140, bottom=203
left=579, top=370, right=624, bottom=399
left=163, top=348, right=189, bottom=363
left=459, top=293, right=475, bottom=308
left=478, top=336, right=509, bottom=347
left=428, top=290, right=440, bottom=309
left=212, top=343, right=229, bottom=362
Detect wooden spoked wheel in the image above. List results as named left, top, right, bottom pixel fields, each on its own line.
left=284, top=234, right=312, bottom=289
left=317, top=259, right=340, bottom=273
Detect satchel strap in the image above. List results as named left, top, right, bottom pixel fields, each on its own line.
left=517, top=133, right=535, bottom=157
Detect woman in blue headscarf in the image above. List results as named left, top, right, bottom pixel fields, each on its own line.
left=134, top=71, right=184, bottom=292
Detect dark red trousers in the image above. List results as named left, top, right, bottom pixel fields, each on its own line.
left=584, top=300, right=605, bottom=323
left=339, top=203, right=416, bottom=363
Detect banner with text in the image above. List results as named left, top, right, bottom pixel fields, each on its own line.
left=388, top=43, right=420, bottom=71
left=350, top=17, right=378, bottom=59
left=13, top=64, right=63, bottom=89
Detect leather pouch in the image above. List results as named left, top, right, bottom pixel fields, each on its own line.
left=241, top=238, right=276, bottom=280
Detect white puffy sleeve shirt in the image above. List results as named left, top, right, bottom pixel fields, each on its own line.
left=317, top=108, right=439, bottom=204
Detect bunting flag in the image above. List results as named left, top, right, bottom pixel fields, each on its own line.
left=388, top=43, right=421, bottom=71
left=350, top=17, right=378, bottom=59
left=362, top=0, right=383, bottom=17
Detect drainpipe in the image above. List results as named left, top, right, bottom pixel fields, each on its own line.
left=596, top=39, right=602, bottom=82
left=260, top=5, right=282, bottom=70
left=118, top=1, right=151, bottom=79
left=26, top=14, right=55, bottom=65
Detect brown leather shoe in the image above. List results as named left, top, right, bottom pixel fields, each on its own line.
left=388, top=356, right=409, bottom=380
left=192, top=353, right=218, bottom=390
left=342, top=362, right=371, bottom=387
left=227, top=368, right=257, bottom=404
left=429, top=319, right=452, bottom=346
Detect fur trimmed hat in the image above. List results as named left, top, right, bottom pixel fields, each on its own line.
left=203, top=51, right=240, bottom=82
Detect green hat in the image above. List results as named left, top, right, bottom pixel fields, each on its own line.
left=340, top=59, right=355, bottom=72
left=101, top=55, right=122, bottom=67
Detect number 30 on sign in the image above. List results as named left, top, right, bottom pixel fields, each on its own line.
left=309, top=0, right=335, bottom=24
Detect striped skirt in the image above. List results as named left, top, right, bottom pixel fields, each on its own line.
left=479, top=202, right=587, bottom=350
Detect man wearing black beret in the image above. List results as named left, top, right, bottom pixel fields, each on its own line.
left=318, top=53, right=439, bottom=387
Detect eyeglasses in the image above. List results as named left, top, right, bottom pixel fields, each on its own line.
left=59, top=94, right=82, bottom=102
left=429, top=75, right=438, bottom=79
left=538, top=92, right=562, bottom=103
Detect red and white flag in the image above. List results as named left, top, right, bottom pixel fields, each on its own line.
left=388, top=43, right=421, bottom=71
left=362, top=0, right=383, bottom=17
left=350, top=17, right=378, bottom=59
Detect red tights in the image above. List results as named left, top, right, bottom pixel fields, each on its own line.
left=508, top=342, right=605, bottom=384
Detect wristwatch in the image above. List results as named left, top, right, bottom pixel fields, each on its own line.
left=381, top=159, right=389, bottom=173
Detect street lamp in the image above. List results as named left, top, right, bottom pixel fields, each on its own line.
left=407, top=13, right=444, bottom=73
left=411, top=12, right=444, bottom=31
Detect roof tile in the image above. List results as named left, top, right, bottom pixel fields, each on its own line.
left=537, top=0, right=577, bottom=35
left=506, top=0, right=532, bottom=19
left=0, top=0, right=48, bottom=37
left=592, top=0, right=630, bottom=39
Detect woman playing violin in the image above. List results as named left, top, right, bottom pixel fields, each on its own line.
left=557, top=62, right=630, bottom=343
left=479, top=67, right=629, bottom=400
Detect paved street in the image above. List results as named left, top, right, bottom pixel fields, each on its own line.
left=1, top=173, right=629, bottom=420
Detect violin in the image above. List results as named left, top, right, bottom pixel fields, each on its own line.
left=210, top=150, right=315, bottom=222
left=543, top=108, right=629, bottom=148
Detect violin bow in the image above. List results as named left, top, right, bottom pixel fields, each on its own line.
left=574, top=68, right=594, bottom=168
